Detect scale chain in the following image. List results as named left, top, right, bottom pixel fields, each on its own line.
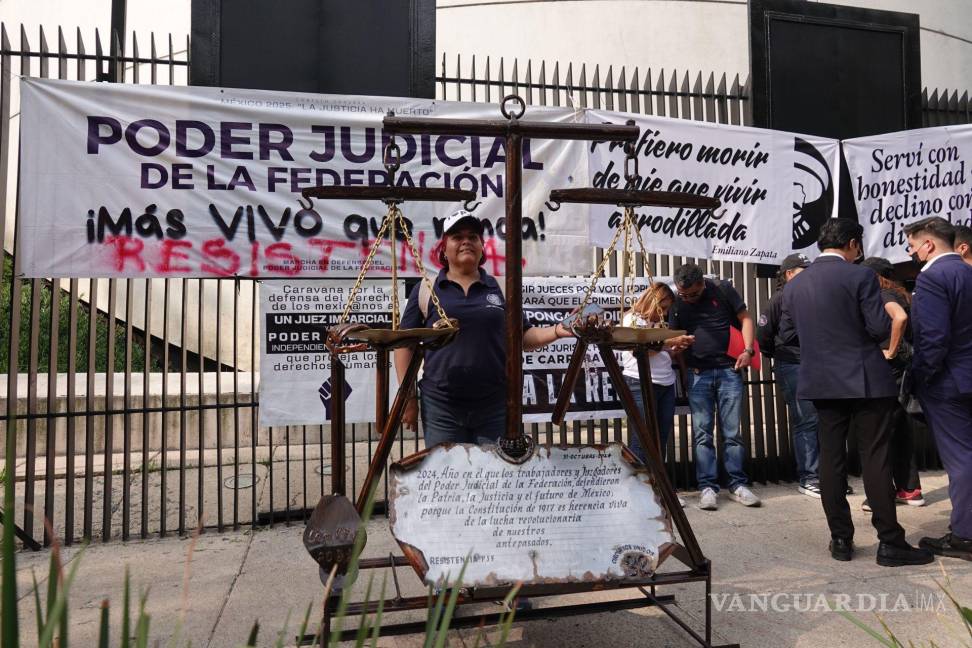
left=337, top=212, right=394, bottom=327
left=396, top=207, right=455, bottom=327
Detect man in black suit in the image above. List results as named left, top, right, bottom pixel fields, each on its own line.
left=780, top=219, right=932, bottom=566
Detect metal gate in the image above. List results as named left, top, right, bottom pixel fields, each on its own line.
left=1, top=26, right=965, bottom=547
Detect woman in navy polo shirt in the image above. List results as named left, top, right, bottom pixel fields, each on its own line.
left=394, top=209, right=571, bottom=447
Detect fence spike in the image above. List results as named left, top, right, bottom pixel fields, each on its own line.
left=643, top=67, right=652, bottom=115
left=525, top=58, right=532, bottom=105
left=655, top=68, right=666, bottom=117
left=629, top=66, right=640, bottom=114
left=617, top=66, right=626, bottom=113
left=960, top=91, right=969, bottom=122
left=20, top=24, right=30, bottom=53
left=498, top=56, right=505, bottom=99
left=1, top=23, right=8, bottom=51
left=716, top=72, right=728, bottom=123
left=57, top=26, right=68, bottom=78
left=486, top=55, right=491, bottom=102
left=704, top=72, right=715, bottom=122
left=149, top=32, right=157, bottom=84
left=579, top=63, right=588, bottom=108
left=604, top=64, right=613, bottom=111
left=512, top=57, right=519, bottom=96
left=669, top=68, right=679, bottom=118
left=539, top=59, right=547, bottom=106
left=39, top=25, right=50, bottom=78
left=552, top=60, right=560, bottom=107
left=692, top=71, right=703, bottom=120
left=132, top=31, right=140, bottom=83
left=471, top=54, right=476, bottom=102
left=455, top=53, right=461, bottom=101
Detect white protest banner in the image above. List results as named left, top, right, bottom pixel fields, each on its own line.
left=585, top=110, right=840, bottom=263
left=843, top=125, right=972, bottom=263
left=19, top=78, right=589, bottom=278
left=259, top=280, right=404, bottom=426
left=522, top=275, right=668, bottom=423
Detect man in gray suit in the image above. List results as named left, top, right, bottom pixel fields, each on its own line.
left=780, top=219, right=932, bottom=566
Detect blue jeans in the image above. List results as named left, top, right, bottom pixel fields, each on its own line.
left=687, top=367, right=749, bottom=492
left=420, top=390, right=506, bottom=447
left=624, top=377, right=675, bottom=465
left=775, top=361, right=820, bottom=486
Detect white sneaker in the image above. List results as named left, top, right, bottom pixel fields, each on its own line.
left=798, top=483, right=822, bottom=499
left=729, top=485, right=761, bottom=507
left=698, top=487, right=718, bottom=511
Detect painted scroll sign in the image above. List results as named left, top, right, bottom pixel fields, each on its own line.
left=389, top=444, right=674, bottom=587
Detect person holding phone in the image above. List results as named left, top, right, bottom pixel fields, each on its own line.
left=670, top=263, right=760, bottom=511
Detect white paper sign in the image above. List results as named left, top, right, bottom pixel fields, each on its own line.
left=843, top=124, right=972, bottom=263
left=586, top=110, right=841, bottom=262
left=258, top=280, right=404, bottom=426
left=522, top=276, right=669, bottom=423
left=19, top=78, right=589, bottom=278
left=390, top=444, right=673, bottom=586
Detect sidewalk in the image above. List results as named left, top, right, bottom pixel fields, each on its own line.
left=13, top=472, right=972, bottom=648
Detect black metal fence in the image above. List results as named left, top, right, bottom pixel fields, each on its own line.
left=1, top=26, right=965, bottom=548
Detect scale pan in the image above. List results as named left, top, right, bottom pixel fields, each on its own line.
left=302, top=185, right=476, bottom=203
left=344, top=327, right=457, bottom=349
left=609, top=327, right=687, bottom=346
left=549, top=188, right=720, bottom=210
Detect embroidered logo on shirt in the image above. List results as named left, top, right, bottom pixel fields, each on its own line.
left=487, top=293, right=503, bottom=306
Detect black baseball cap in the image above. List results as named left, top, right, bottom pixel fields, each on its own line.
left=780, top=253, right=811, bottom=273
left=861, top=256, right=895, bottom=279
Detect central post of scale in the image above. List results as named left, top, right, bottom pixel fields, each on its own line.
left=384, top=97, right=639, bottom=458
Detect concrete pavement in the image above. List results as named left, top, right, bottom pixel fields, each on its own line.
left=12, top=471, right=972, bottom=647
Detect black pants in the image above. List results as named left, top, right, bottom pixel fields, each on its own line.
left=813, top=397, right=906, bottom=546
left=890, top=405, right=921, bottom=491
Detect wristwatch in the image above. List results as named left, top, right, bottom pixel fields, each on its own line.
left=743, top=348, right=755, bottom=356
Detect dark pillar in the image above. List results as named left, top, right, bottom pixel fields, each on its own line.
left=190, top=0, right=435, bottom=98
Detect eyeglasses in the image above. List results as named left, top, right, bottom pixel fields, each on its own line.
left=676, top=285, right=705, bottom=300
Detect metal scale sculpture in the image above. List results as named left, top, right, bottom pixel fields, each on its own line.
left=302, top=97, right=739, bottom=648
left=300, top=141, right=474, bottom=582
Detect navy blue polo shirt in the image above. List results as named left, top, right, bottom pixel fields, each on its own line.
left=669, top=279, right=746, bottom=369
left=400, top=268, right=532, bottom=405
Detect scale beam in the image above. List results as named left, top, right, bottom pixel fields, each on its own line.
left=384, top=116, right=640, bottom=142
left=549, top=188, right=721, bottom=210
left=383, top=102, right=639, bottom=454
left=301, top=185, right=476, bottom=203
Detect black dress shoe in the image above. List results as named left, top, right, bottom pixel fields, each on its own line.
left=876, top=541, right=934, bottom=567
left=829, top=537, right=853, bottom=561
left=919, top=533, right=972, bottom=561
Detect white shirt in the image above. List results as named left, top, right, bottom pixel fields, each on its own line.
left=620, top=312, right=677, bottom=386
left=921, top=252, right=960, bottom=272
